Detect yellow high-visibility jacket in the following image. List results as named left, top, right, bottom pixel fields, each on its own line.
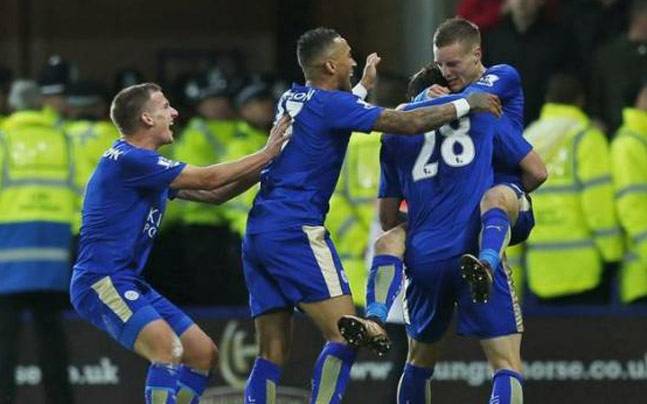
left=524, top=103, right=623, bottom=298
left=65, top=120, right=119, bottom=233
left=611, top=107, right=647, bottom=302
left=326, top=132, right=381, bottom=306
left=222, top=121, right=267, bottom=236
left=173, top=117, right=239, bottom=226
left=0, top=110, right=75, bottom=293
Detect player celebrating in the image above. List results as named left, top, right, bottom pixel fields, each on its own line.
left=241, top=27, right=502, bottom=404
left=381, top=93, right=523, bottom=403
left=69, top=83, right=291, bottom=404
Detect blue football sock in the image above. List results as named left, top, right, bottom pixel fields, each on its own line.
left=176, top=365, right=209, bottom=404
left=244, top=357, right=282, bottom=404
left=397, top=363, right=434, bottom=404
left=145, top=363, right=179, bottom=404
left=479, top=208, right=511, bottom=270
left=490, top=369, right=523, bottom=404
left=310, top=342, right=357, bottom=404
left=366, top=254, right=404, bottom=323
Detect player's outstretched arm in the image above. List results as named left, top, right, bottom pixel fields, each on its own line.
left=373, top=92, right=502, bottom=135
left=519, top=150, right=548, bottom=192
left=170, top=115, right=291, bottom=192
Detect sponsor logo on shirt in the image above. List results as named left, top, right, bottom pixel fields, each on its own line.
left=142, top=207, right=163, bottom=238
left=103, top=148, right=123, bottom=161
left=476, top=74, right=500, bottom=87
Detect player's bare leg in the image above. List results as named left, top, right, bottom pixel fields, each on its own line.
left=480, top=334, right=524, bottom=404
left=338, top=224, right=406, bottom=356
left=134, top=319, right=184, bottom=403
left=397, top=337, right=441, bottom=403
left=245, top=309, right=293, bottom=404
left=254, top=309, right=294, bottom=366
left=462, top=185, right=520, bottom=303
left=176, top=325, right=218, bottom=404
left=300, top=295, right=359, bottom=403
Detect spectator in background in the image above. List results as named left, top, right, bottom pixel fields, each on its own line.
left=611, top=79, right=647, bottom=304
left=222, top=83, right=276, bottom=237
left=524, top=74, right=623, bottom=304
left=457, top=0, right=510, bottom=32
left=483, top=0, right=579, bottom=125
left=590, top=0, right=647, bottom=134
left=172, top=69, right=246, bottom=305
left=37, top=55, right=76, bottom=127
left=0, top=80, right=75, bottom=404
left=64, top=81, right=120, bottom=259
left=559, top=0, right=630, bottom=88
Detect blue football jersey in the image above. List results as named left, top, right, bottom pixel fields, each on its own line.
left=414, top=64, right=531, bottom=188
left=73, top=139, right=185, bottom=276
left=246, top=83, right=383, bottom=234
left=379, top=94, right=497, bottom=261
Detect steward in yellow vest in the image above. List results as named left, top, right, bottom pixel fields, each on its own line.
left=0, top=79, right=76, bottom=403
left=611, top=82, right=647, bottom=303
left=524, top=75, right=623, bottom=300
left=327, top=132, right=381, bottom=306
left=64, top=81, right=119, bottom=234
left=225, top=83, right=276, bottom=236
left=172, top=72, right=246, bottom=304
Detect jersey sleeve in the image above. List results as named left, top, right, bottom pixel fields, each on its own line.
left=121, top=149, right=186, bottom=191
left=494, top=117, right=532, bottom=166
left=325, top=91, right=384, bottom=133
left=474, top=65, right=521, bottom=104
left=378, top=136, right=403, bottom=198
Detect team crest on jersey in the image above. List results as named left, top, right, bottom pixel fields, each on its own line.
left=124, top=290, right=139, bottom=301
left=157, top=156, right=180, bottom=168
left=477, top=74, right=500, bottom=87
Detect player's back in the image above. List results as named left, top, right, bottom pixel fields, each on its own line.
left=380, top=95, right=497, bottom=262
left=247, top=83, right=382, bottom=234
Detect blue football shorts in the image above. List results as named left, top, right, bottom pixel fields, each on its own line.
left=499, top=182, right=535, bottom=246
left=242, top=225, right=351, bottom=318
left=70, top=270, right=194, bottom=350
left=402, top=254, right=524, bottom=343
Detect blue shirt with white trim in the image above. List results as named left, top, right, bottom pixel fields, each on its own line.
left=73, top=139, right=185, bottom=276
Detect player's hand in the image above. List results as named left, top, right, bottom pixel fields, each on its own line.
left=426, top=84, right=450, bottom=99
left=263, top=115, right=292, bottom=159
left=466, top=92, right=502, bottom=118
left=359, top=53, right=381, bottom=91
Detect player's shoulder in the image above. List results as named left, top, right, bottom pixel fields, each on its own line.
left=477, top=64, right=521, bottom=87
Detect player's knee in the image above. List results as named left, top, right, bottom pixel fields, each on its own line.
left=480, top=187, right=517, bottom=218
left=488, top=355, right=523, bottom=374
left=202, top=340, right=219, bottom=370
left=148, top=333, right=184, bottom=364
left=259, top=337, right=291, bottom=367
left=374, top=229, right=406, bottom=257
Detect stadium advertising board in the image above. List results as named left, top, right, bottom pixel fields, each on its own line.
left=12, top=314, right=647, bottom=403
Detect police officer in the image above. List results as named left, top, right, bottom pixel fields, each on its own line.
left=64, top=81, right=119, bottom=252
left=0, top=80, right=75, bottom=403
left=611, top=79, right=647, bottom=303
left=524, top=74, right=624, bottom=303
left=173, top=69, right=245, bottom=304
left=38, top=55, right=76, bottom=128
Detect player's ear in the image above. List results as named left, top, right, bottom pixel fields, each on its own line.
left=140, top=111, right=154, bottom=127
left=473, top=46, right=482, bottom=64
left=323, top=60, right=336, bottom=75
